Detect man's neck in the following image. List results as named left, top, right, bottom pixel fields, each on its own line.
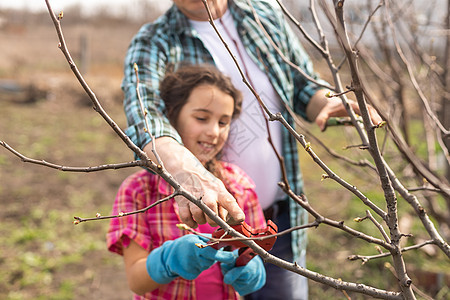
left=209, top=0, right=228, bottom=20
left=181, top=0, right=228, bottom=21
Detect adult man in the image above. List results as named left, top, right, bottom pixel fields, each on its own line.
left=121, top=0, right=381, bottom=299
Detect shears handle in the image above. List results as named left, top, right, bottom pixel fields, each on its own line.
left=209, top=220, right=278, bottom=266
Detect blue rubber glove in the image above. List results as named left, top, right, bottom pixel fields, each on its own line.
left=146, top=234, right=236, bottom=284
left=219, top=251, right=266, bottom=296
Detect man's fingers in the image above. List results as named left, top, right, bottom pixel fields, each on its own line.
left=176, top=196, right=198, bottom=228
left=218, top=206, right=229, bottom=223
left=173, top=170, right=244, bottom=227
left=316, top=116, right=327, bottom=131
left=190, top=202, right=207, bottom=225
left=217, top=190, right=245, bottom=224
left=201, top=190, right=220, bottom=226
left=314, top=109, right=329, bottom=132
left=368, top=106, right=383, bottom=125
left=349, top=100, right=383, bottom=126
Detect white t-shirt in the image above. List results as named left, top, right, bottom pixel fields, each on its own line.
left=190, top=10, right=285, bottom=209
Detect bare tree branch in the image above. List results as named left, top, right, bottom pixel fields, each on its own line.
left=348, top=240, right=436, bottom=263
left=0, top=141, right=145, bottom=172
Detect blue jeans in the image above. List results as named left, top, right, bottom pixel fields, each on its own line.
left=245, top=202, right=308, bottom=300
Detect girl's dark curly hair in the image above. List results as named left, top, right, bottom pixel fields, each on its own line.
left=160, top=63, right=242, bottom=128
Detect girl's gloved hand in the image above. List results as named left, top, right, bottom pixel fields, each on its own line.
left=220, top=251, right=266, bottom=296
left=146, top=234, right=235, bottom=284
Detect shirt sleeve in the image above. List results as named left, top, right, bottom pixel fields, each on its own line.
left=106, top=171, right=153, bottom=256
left=122, top=24, right=182, bottom=151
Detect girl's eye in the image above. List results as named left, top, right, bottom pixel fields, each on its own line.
left=219, top=120, right=230, bottom=127
left=195, top=117, right=207, bottom=122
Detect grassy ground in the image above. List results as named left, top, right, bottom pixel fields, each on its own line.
left=0, top=80, right=135, bottom=299
left=298, top=123, right=450, bottom=299
left=1, top=9, right=449, bottom=300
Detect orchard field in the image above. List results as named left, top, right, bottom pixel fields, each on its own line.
left=0, top=6, right=448, bottom=300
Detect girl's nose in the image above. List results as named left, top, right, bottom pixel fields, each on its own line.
left=206, top=121, right=220, bottom=137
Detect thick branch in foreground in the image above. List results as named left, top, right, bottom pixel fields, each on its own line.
left=263, top=254, right=402, bottom=300
left=329, top=1, right=414, bottom=298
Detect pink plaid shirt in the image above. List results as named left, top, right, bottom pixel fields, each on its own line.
left=107, top=162, right=266, bottom=300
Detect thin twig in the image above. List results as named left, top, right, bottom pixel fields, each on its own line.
left=353, top=0, right=385, bottom=48
left=73, top=193, right=179, bottom=224
left=278, top=185, right=393, bottom=251
left=384, top=0, right=449, bottom=137
left=348, top=240, right=435, bottom=262
left=384, top=262, right=435, bottom=300
left=0, top=141, right=145, bottom=172
left=133, top=63, right=164, bottom=167
left=365, top=210, right=391, bottom=243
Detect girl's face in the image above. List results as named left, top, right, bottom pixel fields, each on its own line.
left=176, top=84, right=234, bottom=164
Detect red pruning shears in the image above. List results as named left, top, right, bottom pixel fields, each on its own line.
left=209, top=220, right=278, bottom=266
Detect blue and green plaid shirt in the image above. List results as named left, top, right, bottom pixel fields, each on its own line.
left=122, top=0, right=324, bottom=260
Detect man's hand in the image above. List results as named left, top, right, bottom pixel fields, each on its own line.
left=144, top=137, right=245, bottom=228
left=307, top=89, right=383, bottom=131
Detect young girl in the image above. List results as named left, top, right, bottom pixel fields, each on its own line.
left=107, top=64, right=267, bottom=300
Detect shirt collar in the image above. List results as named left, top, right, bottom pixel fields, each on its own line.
left=228, top=0, right=247, bottom=22
left=167, top=1, right=250, bottom=37
left=166, top=4, right=195, bottom=36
